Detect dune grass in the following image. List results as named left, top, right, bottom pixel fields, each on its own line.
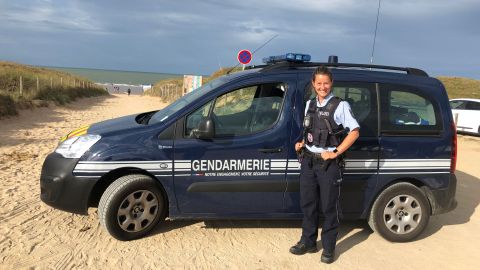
left=437, top=76, right=480, bottom=99
left=0, top=61, right=108, bottom=117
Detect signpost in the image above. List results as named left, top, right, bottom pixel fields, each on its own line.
left=237, top=49, right=252, bottom=70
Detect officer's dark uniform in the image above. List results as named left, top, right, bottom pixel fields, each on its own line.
left=299, top=93, right=359, bottom=255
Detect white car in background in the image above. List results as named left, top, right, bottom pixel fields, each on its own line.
left=449, top=98, right=480, bottom=135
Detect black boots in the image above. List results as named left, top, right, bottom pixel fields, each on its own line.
left=320, top=250, right=335, bottom=264
left=289, top=242, right=318, bottom=255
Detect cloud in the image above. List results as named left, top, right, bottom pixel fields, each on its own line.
left=232, top=20, right=278, bottom=43
left=381, top=0, right=479, bottom=17
left=0, top=1, right=106, bottom=33
left=0, top=0, right=478, bottom=78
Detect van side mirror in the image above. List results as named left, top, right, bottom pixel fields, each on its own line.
left=192, top=117, right=215, bottom=139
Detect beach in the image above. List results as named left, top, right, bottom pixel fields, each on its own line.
left=1, top=94, right=479, bottom=269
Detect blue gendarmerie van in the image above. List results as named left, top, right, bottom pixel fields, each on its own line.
left=40, top=54, right=457, bottom=241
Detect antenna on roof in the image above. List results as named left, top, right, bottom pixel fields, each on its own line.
left=227, top=34, right=279, bottom=74
left=370, top=0, right=382, bottom=64
left=251, top=34, right=279, bottom=55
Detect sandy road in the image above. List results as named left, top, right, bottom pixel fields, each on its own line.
left=0, top=94, right=479, bottom=269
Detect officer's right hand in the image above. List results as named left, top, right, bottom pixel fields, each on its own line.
left=295, top=141, right=304, bottom=152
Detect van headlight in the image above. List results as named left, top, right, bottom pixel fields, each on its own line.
left=55, top=134, right=101, bottom=158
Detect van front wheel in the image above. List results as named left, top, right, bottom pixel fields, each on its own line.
left=98, top=174, right=166, bottom=241
left=368, top=183, right=430, bottom=242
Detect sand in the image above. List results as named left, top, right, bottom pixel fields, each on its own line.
left=1, top=94, right=479, bottom=269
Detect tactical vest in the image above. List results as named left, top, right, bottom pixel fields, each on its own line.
left=304, top=96, right=344, bottom=147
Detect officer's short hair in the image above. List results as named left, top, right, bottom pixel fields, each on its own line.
left=312, top=66, right=333, bottom=82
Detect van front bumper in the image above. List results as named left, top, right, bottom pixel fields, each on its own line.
left=423, top=173, right=457, bottom=215
left=40, top=152, right=98, bottom=215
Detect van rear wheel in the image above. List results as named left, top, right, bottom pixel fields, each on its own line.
left=98, top=174, right=166, bottom=241
left=368, top=183, right=430, bottom=242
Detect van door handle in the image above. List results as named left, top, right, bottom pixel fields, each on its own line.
left=259, top=147, right=283, bottom=153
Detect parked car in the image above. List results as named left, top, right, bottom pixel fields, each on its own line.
left=40, top=53, right=457, bottom=242
left=449, top=98, right=480, bottom=135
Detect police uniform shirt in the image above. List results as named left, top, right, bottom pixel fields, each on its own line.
left=304, top=93, right=360, bottom=153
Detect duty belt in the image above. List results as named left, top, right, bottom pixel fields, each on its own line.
left=302, top=149, right=326, bottom=162
left=301, top=149, right=345, bottom=171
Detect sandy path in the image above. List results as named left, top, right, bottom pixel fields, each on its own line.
left=0, top=94, right=479, bottom=269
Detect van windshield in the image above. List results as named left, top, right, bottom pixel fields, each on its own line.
left=148, top=76, right=229, bottom=124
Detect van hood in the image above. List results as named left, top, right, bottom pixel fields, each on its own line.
left=88, top=111, right=157, bottom=135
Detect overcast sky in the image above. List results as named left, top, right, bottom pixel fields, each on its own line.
left=0, top=0, right=479, bottom=78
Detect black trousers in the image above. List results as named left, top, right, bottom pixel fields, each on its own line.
left=299, top=156, right=342, bottom=252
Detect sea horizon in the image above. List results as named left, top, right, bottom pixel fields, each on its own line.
left=37, top=65, right=186, bottom=85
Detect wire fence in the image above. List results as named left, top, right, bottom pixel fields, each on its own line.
left=0, top=75, right=97, bottom=96
left=12, top=76, right=96, bottom=96
left=149, top=83, right=183, bottom=102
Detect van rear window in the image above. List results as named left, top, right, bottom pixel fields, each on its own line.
left=380, top=84, right=443, bottom=135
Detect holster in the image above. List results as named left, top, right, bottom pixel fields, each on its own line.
left=322, top=154, right=345, bottom=172
left=296, top=147, right=305, bottom=160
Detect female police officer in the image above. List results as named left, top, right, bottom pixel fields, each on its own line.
left=289, top=66, right=360, bottom=264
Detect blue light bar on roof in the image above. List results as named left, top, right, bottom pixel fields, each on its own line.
left=262, top=53, right=311, bottom=64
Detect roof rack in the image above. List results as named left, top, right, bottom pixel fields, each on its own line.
left=248, top=62, right=428, bottom=77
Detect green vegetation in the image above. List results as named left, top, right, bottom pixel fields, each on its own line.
left=437, top=77, right=480, bottom=99
left=214, top=86, right=256, bottom=116
left=0, top=61, right=108, bottom=117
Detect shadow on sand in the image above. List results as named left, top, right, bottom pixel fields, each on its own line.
left=417, top=170, right=480, bottom=240
left=146, top=170, right=479, bottom=255
left=149, top=218, right=372, bottom=258
left=0, top=95, right=115, bottom=147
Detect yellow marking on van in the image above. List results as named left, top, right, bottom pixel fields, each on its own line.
left=60, top=125, right=90, bottom=142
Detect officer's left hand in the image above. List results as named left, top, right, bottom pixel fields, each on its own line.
left=321, top=151, right=338, bottom=160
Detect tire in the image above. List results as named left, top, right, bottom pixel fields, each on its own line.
left=368, top=182, right=430, bottom=242
left=98, top=174, right=166, bottom=241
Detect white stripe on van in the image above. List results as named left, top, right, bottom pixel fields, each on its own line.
left=174, top=163, right=191, bottom=169
left=73, top=158, right=451, bottom=174
left=75, top=162, right=171, bottom=171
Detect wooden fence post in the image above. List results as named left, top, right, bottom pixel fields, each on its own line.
left=36, top=76, right=39, bottom=91
left=61, top=77, right=63, bottom=86
left=19, top=76, right=23, bottom=96
left=50, top=77, right=53, bottom=88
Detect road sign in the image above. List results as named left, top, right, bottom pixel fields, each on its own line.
left=237, top=49, right=252, bottom=65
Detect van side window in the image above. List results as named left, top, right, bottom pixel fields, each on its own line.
left=185, top=101, right=213, bottom=136
left=380, top=84, right=442, bottom=134
left=212, top=83, right=286, bottom=136
left=185, top=83, right=286, bottom=137
left=304, top=82, right=378, bottom=137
